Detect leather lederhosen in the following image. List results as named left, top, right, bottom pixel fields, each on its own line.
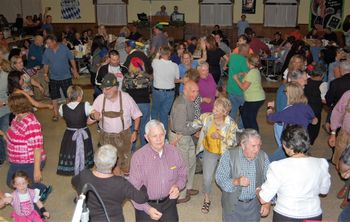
left=99, top=91, right=132, bottom=173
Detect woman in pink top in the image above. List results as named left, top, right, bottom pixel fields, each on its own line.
left=197, top=62, right=217, bottom=113
left=3, top=93, right=51, bottom=201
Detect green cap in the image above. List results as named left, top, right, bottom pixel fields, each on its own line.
left=155, top=23, right=164, bottom=30
left=101, top=73, right=118, bottom=88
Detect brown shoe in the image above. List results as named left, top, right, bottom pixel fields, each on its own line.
left=340, top=197, right=349, bottom=209
left=337, top=186, right=349, bottom=199
left=187, top=189, right=199, bottom=196
left=177, top=195, right=190, bottom=204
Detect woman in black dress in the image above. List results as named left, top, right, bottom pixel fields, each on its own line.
left=57, top=85, right=94, bottom=175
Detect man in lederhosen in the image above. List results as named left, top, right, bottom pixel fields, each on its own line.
left=89, top=73, right=142, bottom=175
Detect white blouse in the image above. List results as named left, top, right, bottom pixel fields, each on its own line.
left=259, top=157, right=331, bottom=219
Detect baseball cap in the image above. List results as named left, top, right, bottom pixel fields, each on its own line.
left=101, top=73, right=118, bottom=88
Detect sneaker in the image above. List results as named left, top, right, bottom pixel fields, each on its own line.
left=40, top=185, right=52, bottom=202
left=266, top=76, right=278, bottom=82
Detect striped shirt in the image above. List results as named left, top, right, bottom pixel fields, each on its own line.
left=128, top=143, right=187, bottom=212
left=7, top=112, right=46, bottom=164
left=216, top=148, right=269, bottom=200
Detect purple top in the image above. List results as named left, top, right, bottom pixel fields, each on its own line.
left=331, top=90, right=350, bottom=133
left=267, top=103, right=315, bottom=128
left=199, top=73, right=217, bottom=113
left=128, top=143, right=187, bottom=212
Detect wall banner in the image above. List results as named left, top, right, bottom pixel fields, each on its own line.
left=61, top=0, right=81, bottom=20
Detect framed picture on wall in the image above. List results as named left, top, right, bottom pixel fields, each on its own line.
left=242, top=0, right=256, bottom=14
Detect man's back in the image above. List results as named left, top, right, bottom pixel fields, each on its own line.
left=227, top=54, right=248, bottom=95
left=151, top=33, right=168, bottom=53
left=326, top=74, right=350, bottom=107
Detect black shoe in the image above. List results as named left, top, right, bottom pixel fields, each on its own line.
left=40, top=185, right=52, bottom=202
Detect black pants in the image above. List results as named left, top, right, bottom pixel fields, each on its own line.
left=308, top=112, right=321, bottom=145
left=241, top=100, right=265, bottom=132
left=273, top=211, right=322, bottom=222
left=135, top=198, right=178, bottom=222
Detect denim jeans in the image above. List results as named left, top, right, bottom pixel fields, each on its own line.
left=269, top=123, right=287, bottom=162
left=0, top=113, right=10, bottom=163
left=151, top=89, right=175, bottom=132
left=241, top=100, right=265, bottom=132
left=202, top=150, right=220, bottom=195
left=131, top=103, right=150, bottom=152
left=228, top=93, right=244, bottom=129
left=7, top=161, right=47, bottom=192
left=339, top=200, right=350, bottom=222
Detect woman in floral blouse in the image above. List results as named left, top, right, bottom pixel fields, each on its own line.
left=191, top=97, right=239, bottom=214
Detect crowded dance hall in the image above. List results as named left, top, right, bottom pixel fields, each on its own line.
left=0, top=0, right=350, bottom=221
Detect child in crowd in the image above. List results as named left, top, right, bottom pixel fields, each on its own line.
left=4, top=171, right=50, bottom=221
left=57, top=85, right=94, bottom=176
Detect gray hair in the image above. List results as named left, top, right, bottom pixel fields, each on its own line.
left=94, top=144, right=117, bottom=173
left=238, top=129, right=261, bottom=147
left=197, top=61, right=209, bottom=69
left=145, top=119, right=166, bottom=136
left=289, top=69, right=305, bottom=82
left=341, top=60, right=350, bottom=75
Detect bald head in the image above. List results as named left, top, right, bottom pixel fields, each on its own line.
left=184, top=80, right=199, bottom=102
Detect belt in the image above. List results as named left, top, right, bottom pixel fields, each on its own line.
left=153, top=87, right=174, bottom=92
left=148, top=195, right=169, bottom=204
left=170, top=130, right=183, bottom=136
left=238, top=198, right=255, bottom=203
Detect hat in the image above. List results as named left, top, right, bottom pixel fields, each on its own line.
left=101, top=73, right=118, bottom=88
left=309, top=64, right=326, bottom=77
left=130, top=57, right=145, bottom=71
left=126, top=39, right=136, bottom=49
left=154, top=23, right=164, bottom=30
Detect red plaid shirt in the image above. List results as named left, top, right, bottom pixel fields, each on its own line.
left=7, top=113, right=46, bottom=164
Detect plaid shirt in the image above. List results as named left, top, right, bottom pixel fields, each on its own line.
left=7, top=113, right=45, bottom=164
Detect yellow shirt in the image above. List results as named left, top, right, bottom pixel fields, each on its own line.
left=203, top=123, right=222, bottom=155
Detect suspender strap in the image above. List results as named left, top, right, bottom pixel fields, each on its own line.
left=102, top=95, right=106, bottom=129
left=119, top=91, right=124, bottom=130
left=101, top=91, right=125, bottom=131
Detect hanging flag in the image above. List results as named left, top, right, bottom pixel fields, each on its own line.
left=61, top=0, right=81, bottom=20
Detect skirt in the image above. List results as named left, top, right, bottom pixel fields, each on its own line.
left=57, top=128, right=94, bottom=176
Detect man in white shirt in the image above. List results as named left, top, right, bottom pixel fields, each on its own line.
left=151, top=46, right=179, bottom=133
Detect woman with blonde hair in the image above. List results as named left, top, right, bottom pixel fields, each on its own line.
left=283, top=54, right=305, bottom=81
left=10, top=55, right=44, bottom=96
left=191, top=97, right=239, bottom=214
left=267, top=82, right=317, bottom=129
left=57, top=85, right=94, bottom=175
left=234, top=54, right=265, bottom=131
